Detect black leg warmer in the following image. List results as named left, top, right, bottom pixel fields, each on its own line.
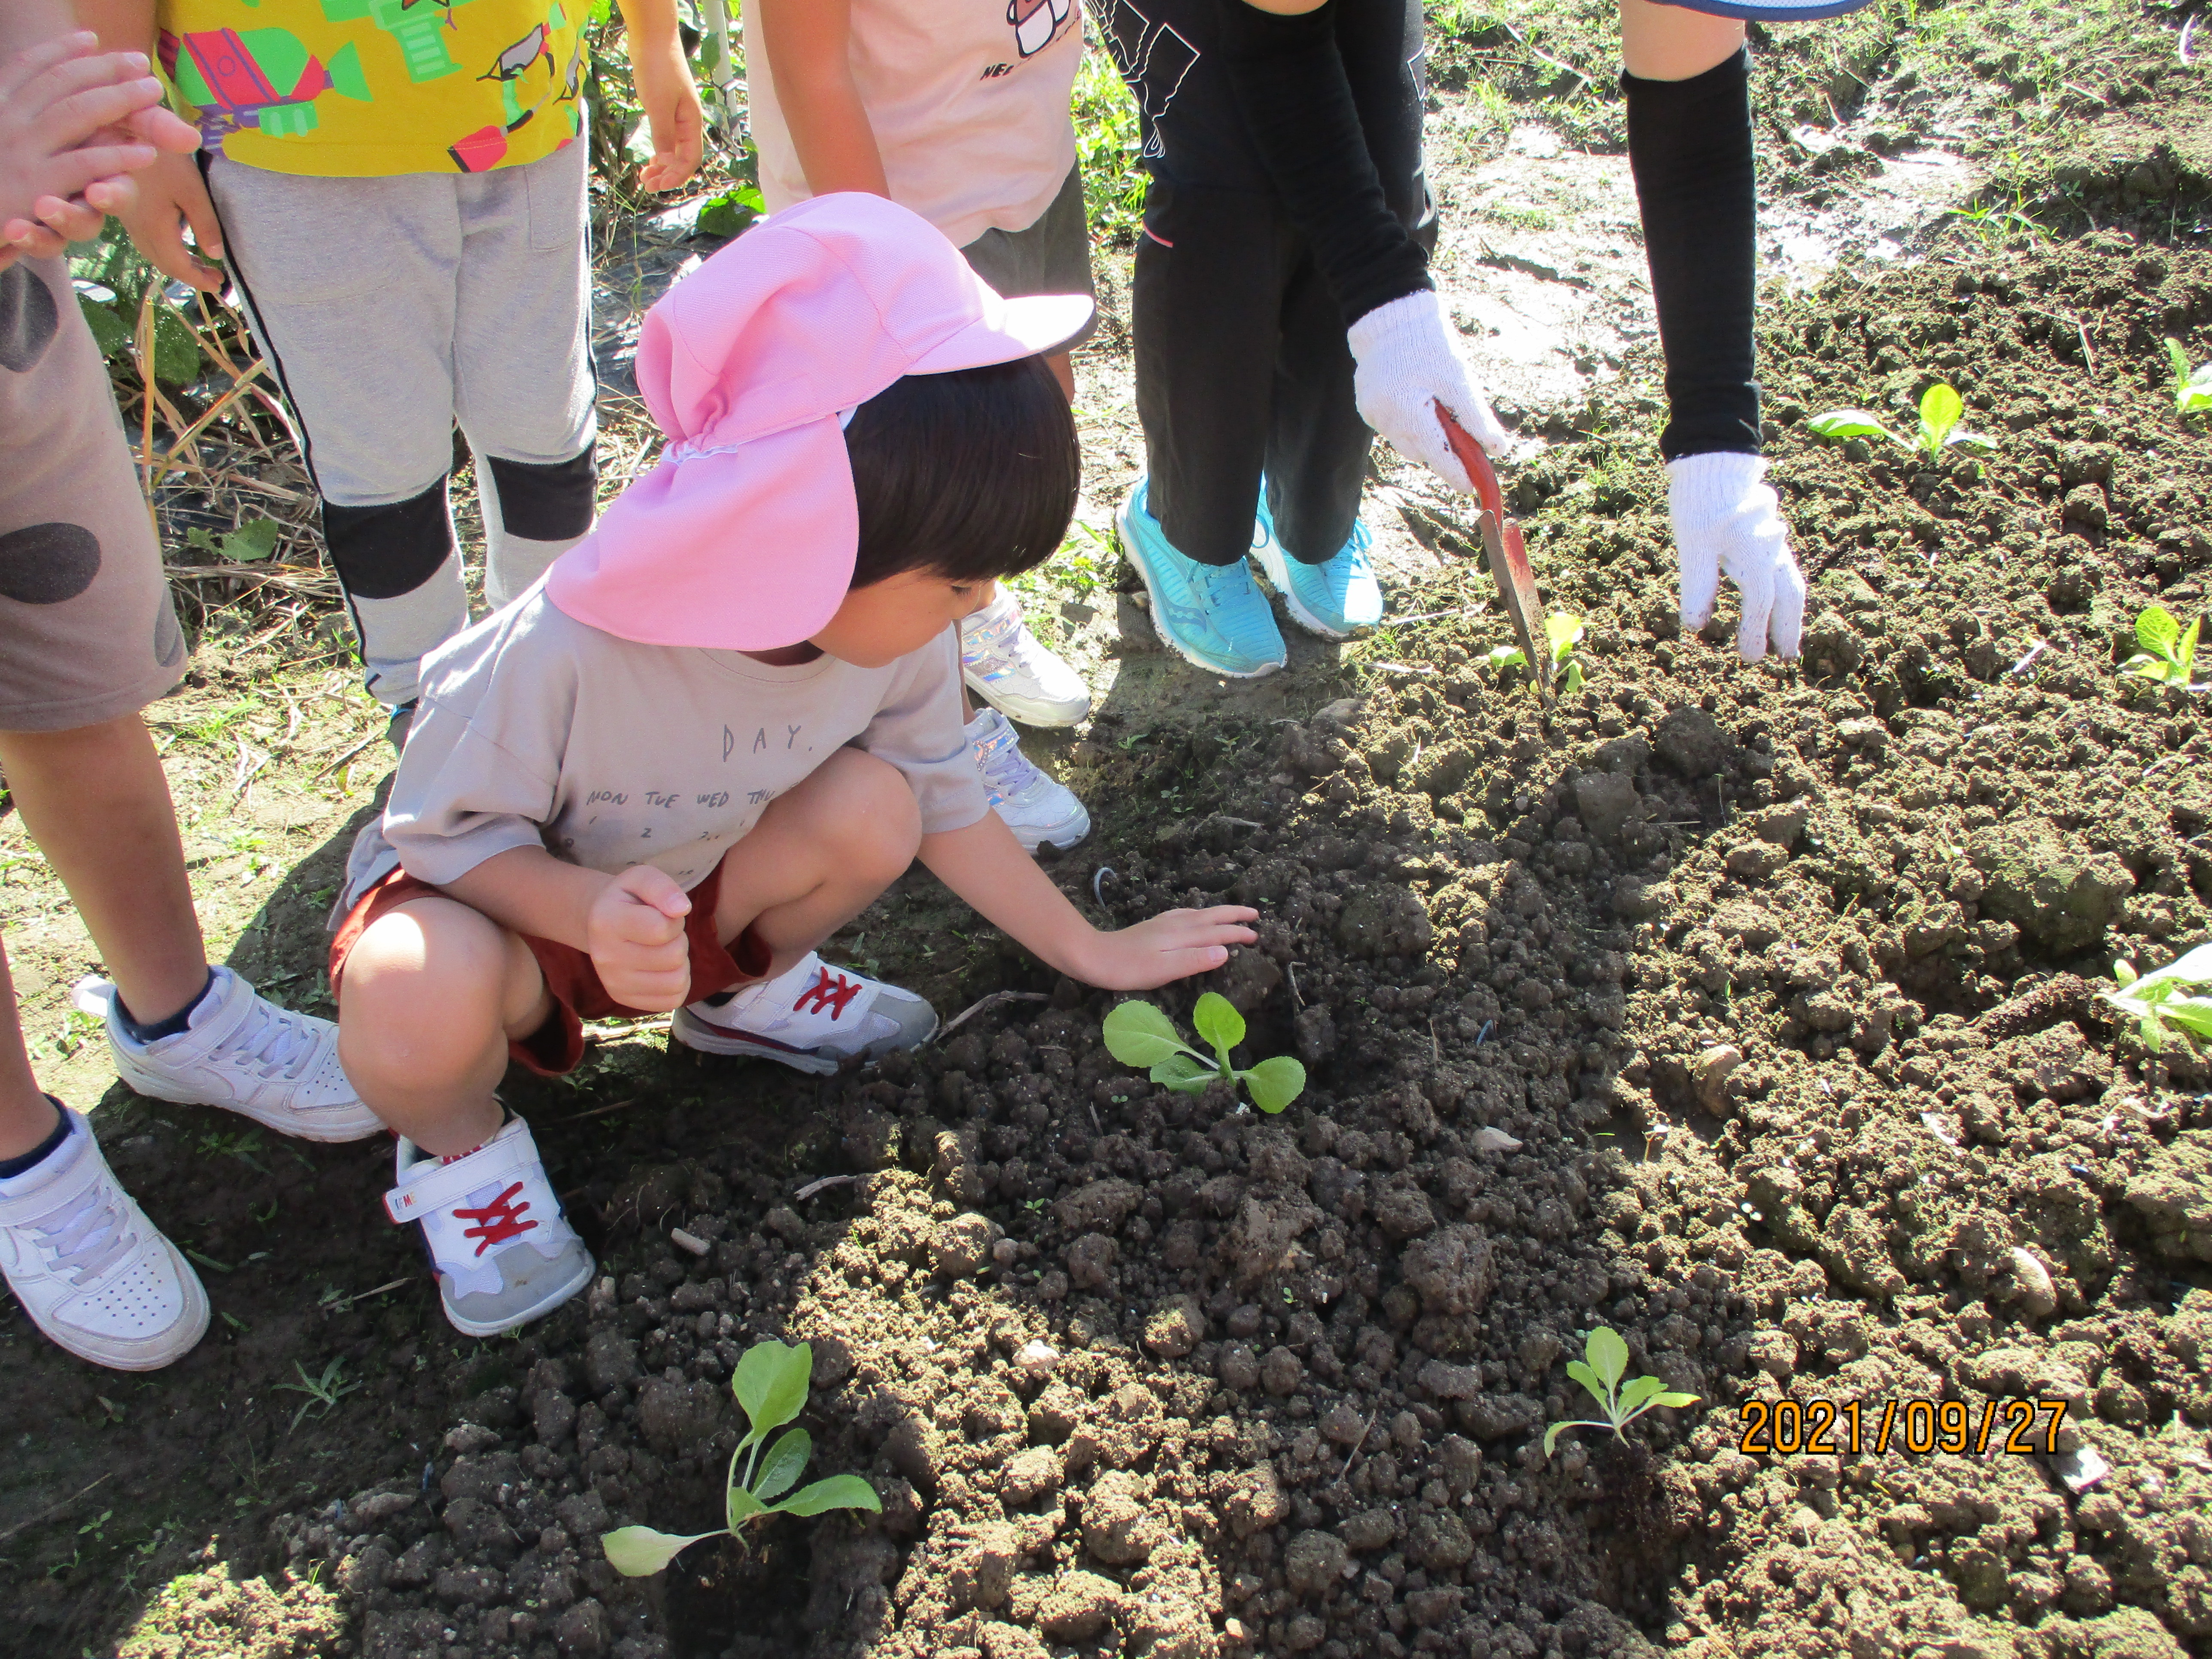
left=1623, top=47, right=1761, bottom=459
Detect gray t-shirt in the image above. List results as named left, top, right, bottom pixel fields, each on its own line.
left=338, top=585, right=988, bottom=913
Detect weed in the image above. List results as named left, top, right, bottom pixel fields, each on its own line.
left=1543, top=1328, right=1700, bottom=1456
left=198, top=1126, right=268, bottom=1173
left=185, top=520, right=281, bottom=563
left=1102, top=993, right=1307, bottom=1114
left=276, top=1358, right=363, bottom=1432
left=2120, top=605, right=2204, bottom=690
left=1808, top=382, right=1994, bottom=459
left=602, top=1339, right=880, bottom=1575
left=2101, top=944, right=2212, bottom=1052
left=2166, top=339, right=2212, bottom=418
left=1073, top=47, right=1147, bottom=244
left=1487, top=613, right=1588, bottom=696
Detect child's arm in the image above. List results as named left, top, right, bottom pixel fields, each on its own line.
left=756, top=0, right=889, bottom=198
left=921, top=813, right=1259, bottom=991
left=438, top=847, right=698, bottom=1012
left=71, top=0, right=224, bottom=290
left=617, top=0, right=703, bottom=193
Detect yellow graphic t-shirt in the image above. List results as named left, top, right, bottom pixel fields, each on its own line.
left=158, top=0, right=585, bottom=176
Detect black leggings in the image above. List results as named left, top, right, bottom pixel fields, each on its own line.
left=1624, top=47, right=1761, bottom=459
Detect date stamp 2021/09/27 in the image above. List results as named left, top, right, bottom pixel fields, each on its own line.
left=1738, top=1397, right=2072, bottom=1458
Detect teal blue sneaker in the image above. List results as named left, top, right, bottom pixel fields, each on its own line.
left=1118, top=477, right=1286, bottom=678
left=1254, top=500, right=1383, bottom=641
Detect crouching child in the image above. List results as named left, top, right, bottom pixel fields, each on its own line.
left=327, top=194, right=1258, bottom=1336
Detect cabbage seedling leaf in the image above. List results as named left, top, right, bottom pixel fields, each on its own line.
left=1917, top=382, right=1964, bottom=451
left=1104, top=1000, right=1191, bottom=1067
left=754, top=1428, right=811, bottom=1502
left=1587, top=1327, right=1630, bottom=1392
left=733, top=1339, right=811, bottom=1441
left=1617, top=1375, right=1667, bottom=1417
left=1151, top=1051, right=1217, bottom=1093
left=1806, top=410, right=1896, bottom=442
left=1242, top=1055, right=1307, bottom=1115
left=2138, top=605, right=2180, bottom=657
left=602, top=1526, right=717, bottom=1577
left=1192, top=991, right=1246, bottom=1055
left=1655, top=1392, right=1702, bottom=1409
left=774, top=1474, right=883, bottom=1517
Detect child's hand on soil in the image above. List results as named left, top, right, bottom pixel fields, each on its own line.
left=1667, top=453, right=1806, bottom=663
left=1078, top=906, right=1260, bottom=991
left=0, top=33, right=199, bottom=267
left=587, top=865, right=694, bottom=1011
left=628, top=36, right=705, bottom=192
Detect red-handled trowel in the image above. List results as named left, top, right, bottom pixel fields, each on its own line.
left=1434, top=400, right=1552, bottom=708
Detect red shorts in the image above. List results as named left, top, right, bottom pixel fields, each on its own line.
left=329, top=860, right=771, bottom=1076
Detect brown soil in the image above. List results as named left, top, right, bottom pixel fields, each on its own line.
left=5, top=12, right=2212, bottom=1659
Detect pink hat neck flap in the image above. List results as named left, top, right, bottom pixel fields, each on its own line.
left=545, top=192, right=1092, bottom=651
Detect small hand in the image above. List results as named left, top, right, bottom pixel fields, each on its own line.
left=1079, top=905, right=1259, bottom=991
left=1668, top=452, right=1806, bottom=663
left=1347, top=288, right=1511, bottom=493
left=0, top=33, right=195, bottom=255
left=587, top=864, right=694, bottom=1011
left=112, top=147, right=224, bottom=292
left=629, top=40, right=705, bottom=192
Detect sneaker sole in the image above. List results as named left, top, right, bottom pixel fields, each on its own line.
left=1118, top=514, right=1284, bottom=680
left=1006, top=801, right=1092, bottom=853
left=1252, top=546, right=1357, bottom=642
left=112, top=1069, right=385, bottom=1144
left=24, top=1240, right=210, bottom=1370
left=964, top=671, right=1091, bottom=729
left=439, top=1247, right=595, bottom=1339
left=670, top=1008, right=941, bottom=1073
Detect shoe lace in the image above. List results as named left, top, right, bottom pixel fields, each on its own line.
left=973, top=723, right=1041, bottom=801
left=453, top=1182, right=538, bottom=1257
left=36, top=1188, right=134, bottom=1285
left=209, top=997, right=319, bottom=1082
left=793, top=966, right=863, bottom=1020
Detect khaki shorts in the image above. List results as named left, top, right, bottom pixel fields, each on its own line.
left=958, top=164, right=1099, bottom=354
left=0, top=258, right=187, bottom=732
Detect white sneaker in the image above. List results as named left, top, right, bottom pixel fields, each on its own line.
left=672, top=953, right=937, bottom=1074
left=961, top=587, right=1091, bottom=728
left=80, top=966, right=380, bottom=1143
left=384, top=1116, right=593, bottom=1338
left=0, top=1106, right=207, bottom=1370
left=968, top=708, right=1091, bottom=852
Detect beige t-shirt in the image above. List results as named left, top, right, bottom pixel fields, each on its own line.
left=339, top=583, right=988, bottom=912
left=742, top=0, right=1083, bottom=247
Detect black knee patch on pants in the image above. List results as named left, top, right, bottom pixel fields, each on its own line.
left=488, top=446, right=596, bottom=542
left=322, top=478, right=453, bottom=601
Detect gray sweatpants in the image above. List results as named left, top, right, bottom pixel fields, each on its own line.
left=207, top=141, right=598, bottom=706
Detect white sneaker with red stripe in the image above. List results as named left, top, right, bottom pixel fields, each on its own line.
left=672, top=952, right=937, bottom=1074
left=383, top=1116, right=592, bottom=1337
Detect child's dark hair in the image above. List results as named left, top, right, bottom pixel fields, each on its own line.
left=845, top=355, right=1078, bottom=588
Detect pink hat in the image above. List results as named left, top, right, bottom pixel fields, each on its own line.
left=545, top=193, right=1094, bottom=649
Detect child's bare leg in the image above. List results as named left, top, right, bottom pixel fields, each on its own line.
left=0, top=715, right=207, bottom=1024
left=711, top=749, right=922, bottom=975
left=336, top=898, right=550, bottom=1155
left=1045, top=351, right=1075, bottom=403
left=0, top=937, right=60, bottom=1160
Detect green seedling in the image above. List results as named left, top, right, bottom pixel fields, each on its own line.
left=602, top=1339, right=880, bottom=1576
left=1487, top=613, right=1587, bottom=697
left=1102, top=992, right=1307, bottom=1114
left=185, top=519, right=281, bottom=563
left=2167, top=339, right=2212, bottom=417
left=1808, top=382, right=1994, bottom=459
left=2120, top=605, right=2203, bottom=690
left=276, top=1357, right=362, bottom=1432
left=2101, top=944, right=2212, bottom=1053
left=1543, top=1327, right=1699, bottom=1456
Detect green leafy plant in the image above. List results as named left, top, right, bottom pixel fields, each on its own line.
left=275, top=1357, right=363, bottom=1432
left=2101, top=944, right=2212, bottom=1052
left=69, top=222, right=204, bottom=386
left=2120, top=605, right=2203, bottom=689
left=1486, top=613, right=1587, bottom=696
left=1807, top=382, right=1994, bottom=459
left=1543, top=1328, right=1699, bottom=1456
left=185, top=519, right=282, bottom=564
left=1102, top=993, right=1307, bottom=1114
left=601, top=1339, right=879, bottom=1576
left=2167, top=339, right=2212, bottom=418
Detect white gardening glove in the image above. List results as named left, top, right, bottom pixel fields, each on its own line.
left=1347, top=289, right=1509, bottom=493
left=1668, top=452, right=1806, bottom=663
